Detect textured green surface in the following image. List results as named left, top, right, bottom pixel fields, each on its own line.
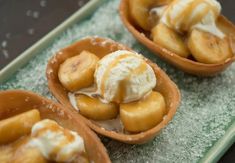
left=0, top=0, right=235, bottom=162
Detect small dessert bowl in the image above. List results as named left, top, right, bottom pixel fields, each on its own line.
left=119, top=0, right=235, bottom=76
left=46, top=36, right=181, bottom=144
left=0, top=90, right=111, bottom=163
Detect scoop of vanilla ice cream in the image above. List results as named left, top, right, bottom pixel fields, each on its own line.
left=94, top=50, right=156, bottom=103
left=28, top=119, right=85, bottom=162
left=160, top=0, right=224, bottom=38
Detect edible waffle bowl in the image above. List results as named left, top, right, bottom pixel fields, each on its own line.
left=0, top=90, right=111, bottom=163
left=119, top=0, right=235, bottom=76
left=46, top=36, right=181, bottom=144
left=0, top=0, right=234, bottom=162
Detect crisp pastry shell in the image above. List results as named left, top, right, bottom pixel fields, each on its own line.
left=46, top=36, right=181, bottom=144
left=0, top=90, right=111, bottom=163
left=119, top=0, right=235, bottom=76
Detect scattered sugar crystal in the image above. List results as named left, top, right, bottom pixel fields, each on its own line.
left=2, top=49, right=9, bottom=59
left=26, top=10, right=40, bottom=19
left=27, top=28, right=35, bottom=35
left=58, top=51, right=63, bottom=55
left=46, top=68, right=53, bottom=75
left=50, top=56, right=58, bottom=64
left=40, top=0, right=47, bottom=7
left=58, top=109, right=64, bottom=116
left=78, top=1, right=85, bottom=7
left=32, top=11, right=40, bottom=19
left=140, top=33, right=145, bottom=37
left=0, top=0, right=234, bottom=162
left=25, top=97, right=30, bottom=102
left=1, top=40, right=7, bottom=48
left=5, top=33, right=11, bottom=39
left=26, top=10, right=32, bottom=16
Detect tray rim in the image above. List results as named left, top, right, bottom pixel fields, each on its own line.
left=0, top=0, right=104, bottom=84
left=0, top=0, right=234, bottom=162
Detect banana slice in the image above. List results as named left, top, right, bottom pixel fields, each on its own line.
left=120, top=91, right=166, bottom=132
left=129, top=0, right=171, bottom=30
left=76, top=95, right=119, bottom=121
left=188, top=29, right=233, bottom=64
left=0, top=136, right=46, bottom=163
left=0, top=145, right=13, bottom=163
left=0, top=109, right=40, bottom=145
left=151, top=23, right=190, bottom=58
left=58, top=51, right=99, bottom=92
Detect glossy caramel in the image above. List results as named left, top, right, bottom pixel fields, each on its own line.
left=119, top=0, right=235, bottom=76
left=0, top=90, right=111, bottom=163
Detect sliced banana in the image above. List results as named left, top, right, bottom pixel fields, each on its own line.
left=151, top=23, right=190, bottom=58
left=0, top=135, right=47, bottom=163
left=76, top=95, right=119, bottom=121
left=120, top=91, right=166, bottom=132
left=129, top=0, right=171, bottom=30
left=58, top=51, right=99, bottom=92
left=0, top=145, right=13, bottom=163
left=0, top=109, right=40, bottom=145
left=188, top=29, right=233, bottom=64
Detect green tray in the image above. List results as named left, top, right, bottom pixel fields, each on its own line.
left=0, top=0, right=234, bottom=162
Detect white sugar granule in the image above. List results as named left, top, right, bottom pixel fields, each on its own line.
left=78, top=0, right=86, bottom=7
left=0, top=0, right=235, bottom=162
left=27, top=28, right=35, bottom=35
left=32, top=11, right=40, bottom=19
left=26, top=10, right=40, bottom=19
left=26, top=10, right=32, bottom=16
left=2, top=49, right=9, bottom=59
left=5, top=33, right=11, bottom=39
left=1, top=40, right=7, bottom=48
left=40, top=0, right=47, bottom=7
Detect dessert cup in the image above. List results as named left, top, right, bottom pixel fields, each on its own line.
left=119, top=0, right=235, bottom=76
left=46, top=36, right=181, bottom=144
left=0, top=90, right=111, bottom=163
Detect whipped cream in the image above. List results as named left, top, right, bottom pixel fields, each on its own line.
left=28, top=119, right=85, bottom=162
left=94, top=50, right=156, bottom=103
left=159, top=0, right=224, bottom=38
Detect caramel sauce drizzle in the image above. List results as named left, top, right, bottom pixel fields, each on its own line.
left=112, top=60, right=147, bottom=103
left=117, top=61, right=147, bottom=103
left=100, top=53, right=139, bottom=98
left=166, top=0, right=218, bottom=31
left=32, top=122, right=75, bottom=159
left=101, top=54, right=147, bottom=103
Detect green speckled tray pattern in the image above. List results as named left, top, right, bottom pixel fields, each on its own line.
left=0, top=0, right=234, bottom=162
